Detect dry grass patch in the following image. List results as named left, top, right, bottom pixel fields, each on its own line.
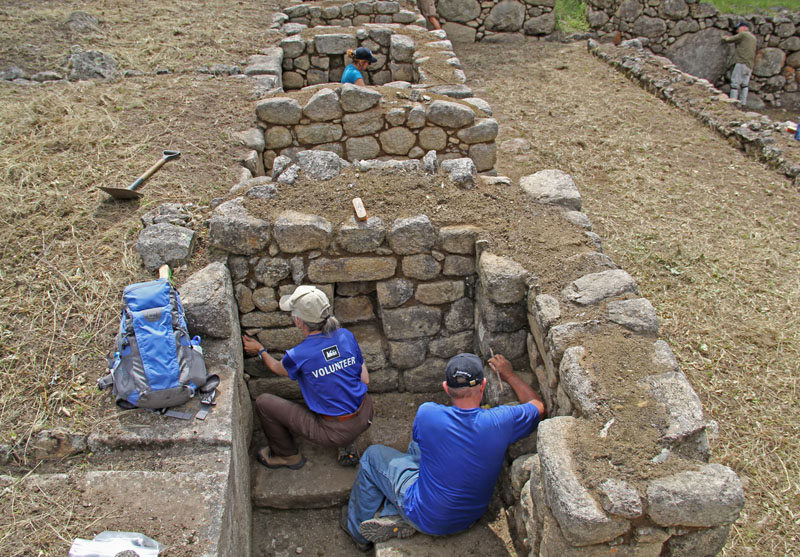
left=456, top=39, right=800, bottom=555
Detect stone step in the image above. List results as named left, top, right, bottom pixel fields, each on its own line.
left=375, top=509, right=515, bottom=556
left=251, top=392, right=448, bottom=510
left=250, top=505, right=515, bottom=557
left=252, top=507, right=359, bottom=557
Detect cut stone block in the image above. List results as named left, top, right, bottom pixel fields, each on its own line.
left=646, top=464, right=744, bottom=527
left=337, top=216, right=386, bottom=253
left=415, top=280, right=465, bottom=305
left=479, top=253, right=530, bottom=304
left=558, top=346, right=601, bottom=417
left=377, top=277, right=414, bottom=308
left=562, top=269, right=638, bottom=306
left=209, top=198, right=270, bottom=256
left=521, top=169, right=582, bottom=211
left=136, top=222, right=195, bottom=272
left=402, top=254, right=441, bottom=280
left=308, top=257, right=397, bottom=283
left=389, top=215, right=435, bottom=255
left=403, top=357, right=448, bottom=392
left=273, top=211, right=333, bottom=253
left=606, top=298, right=659, bottom=333
left=180, top=262, right=237, bottom=339
left=382, top=305, right=442, bottom=340
left=537, top=417, right=630, bottom=546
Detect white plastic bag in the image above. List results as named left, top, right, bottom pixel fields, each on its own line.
left=68, top=530, right=163, bottom=557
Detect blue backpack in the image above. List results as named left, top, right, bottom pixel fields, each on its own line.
left=99, top=278, right=215, bottom=417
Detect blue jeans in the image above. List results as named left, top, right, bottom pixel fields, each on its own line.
left=345, top=441, right=422, bottom=544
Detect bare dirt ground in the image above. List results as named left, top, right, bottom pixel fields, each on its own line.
left=1, top=1, right=798, bottom=554
left=455, top=38, right=800, bottom=555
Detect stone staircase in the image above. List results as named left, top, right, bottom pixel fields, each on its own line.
left=249, top=392, right=517, bottom=556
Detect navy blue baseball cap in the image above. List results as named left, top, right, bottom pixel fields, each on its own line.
left=445, top=353, right=485, bottom=388
left=354, top=46, right=378, bottom=64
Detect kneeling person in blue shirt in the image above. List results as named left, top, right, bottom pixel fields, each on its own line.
left=242, top=285, right=372, bottom=470
left=341, top=352, right=545, bottom=550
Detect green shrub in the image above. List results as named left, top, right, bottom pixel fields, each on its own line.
left=555, top=0, right=589, bottom=32
left=708, top=0, right=793, bottom=15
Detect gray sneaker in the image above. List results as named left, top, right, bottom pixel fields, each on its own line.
left=359, top=515, right=416, bottom=543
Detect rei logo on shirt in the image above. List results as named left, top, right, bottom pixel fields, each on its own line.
left=322, top=345, right=340, bottom=361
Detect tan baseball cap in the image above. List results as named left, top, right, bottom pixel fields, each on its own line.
left=279, top=285, right=331, bottom=323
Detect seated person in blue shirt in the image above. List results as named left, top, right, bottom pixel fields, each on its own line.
left=341, top=46, right=377, bottom=85
left=340, top=352, right=545, bottom=551
left=242, top=285, right=373, bottom=470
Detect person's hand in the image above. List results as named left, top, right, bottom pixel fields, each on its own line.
left=488, top=354, right=514, bottom=381
left=242, top=334, right=264, bottom=356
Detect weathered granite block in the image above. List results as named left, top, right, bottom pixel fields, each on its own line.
left=510, top=453, right=539, bottom=500
left=382, top=305, right=442, bottom=340
left=457, top=118, right=499, bottom=144
left=340, top=83, right=382, bottom=112
left=664, top=524, right=731, bottom=556
left=530, top=293, right=561, bottom=331
left=478, top=328, right=527, bottom=359
left=240, top=311, right=293, bottom=329
left=343, top=107, right=384, bottom=136
left=521, top=169, right=582, bottom=211
left=438, top=225, right=480, bottom=254
left=296, top=123, right=343, bottom=145
left=209, top=198, right=270, bottom=255
left=296, top=150, right=349, bottom=180
left=334, top=295, right=374, bottom=323
left=479, top=253, right=529, bottom=304
left=389, top=215, right=435, bottom=255
left=255, top=257, right=291, bottom=287
left=380, top=126, right=416, bottom=155
left=377, top=277, right=414, bottom=308
left=562, top=269, right=638, bottom=306
left=428, top=330, right=473, bottom=358
left=256, top=98, right=302, bottom=124
left=545, top=320, right=602, bottom=363
left=558, top=346, right=601, bottom=417
left=538, top=417, right=630, bottom=546
left=136, top=223, right=195, bottom=272
left=403, top=357, right=448, bottom=392
left=350, top=323, right=388, bottom=371
left=308, top=257, right=397, bottom=282
left=639, top=371, right=708, bottom=457
left=445, top=297, right=474, bottom=332
left=402, top=254, right=441, bottom=280
left=273, top=211, right=333, bottom=253
left=257, top=327, right=305, bottom=351
left=427, top=99, right=475, bottom=128
left=314, top=34, right=358, bottom=55
left=440, top=158, right=477, bottom=189
left=235, top=284, right=255, bottom=313
left=415, top=280, right=465, bottom=305
left=252, top=287, right=278, bottom=312
left=646, top=464, right=744, bottom=527
left=443, top=254, right=475, bottom=276
left=390, top=34, right=416, bottom=63
left=180, top=262, right=237, bottom=339
left=389, top=339, right=428, bottom=369
left=598, top=479, right=643, bottom=519
left=477, top=290, right=526, bottom=332
left=337, top=216, right=386, bottom=253
left=606, top=298, right=659, bottom=333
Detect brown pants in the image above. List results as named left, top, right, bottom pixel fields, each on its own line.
left=255, top=392, right=374, bottom=456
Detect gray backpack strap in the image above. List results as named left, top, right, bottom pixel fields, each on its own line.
left=195, top=374, right=220, bottom=420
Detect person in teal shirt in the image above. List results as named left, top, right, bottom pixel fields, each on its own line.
left=341, top=47, right=377, bottom=85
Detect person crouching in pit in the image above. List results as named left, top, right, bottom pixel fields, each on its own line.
left=242, top=285, right=372, bottom=470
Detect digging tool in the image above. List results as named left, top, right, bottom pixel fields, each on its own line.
left=100, top=150, right=181, bottom=200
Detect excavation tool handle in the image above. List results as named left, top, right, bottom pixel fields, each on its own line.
left=128, top=150, right=181, bottom=192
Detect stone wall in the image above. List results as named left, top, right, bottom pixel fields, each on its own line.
left=273, top=0, right=560, bottom=43
left=206, top=158, right=744, bottom=555
left=247, top=84, right=498, bottom=173
left=585, top=0, right=800, bottom=107
left=587, top=39, right=800, bottom=185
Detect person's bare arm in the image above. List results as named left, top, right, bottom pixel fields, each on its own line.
left=360, top=362, right=370, bottom=385
left=354, top=77, right=366, bottom=86
left=242, top=334, right=288, bottom=377
left=489, top=354, right=546, bottom=417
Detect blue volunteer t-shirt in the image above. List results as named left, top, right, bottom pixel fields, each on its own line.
left=403, top=402, right=540, bottom=535
left=341, top=64, right=363, bottom=84
left=282, top=328, right=366, bottom=416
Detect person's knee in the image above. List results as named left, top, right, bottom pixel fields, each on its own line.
left=255, top=393, right=283, bottom=417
